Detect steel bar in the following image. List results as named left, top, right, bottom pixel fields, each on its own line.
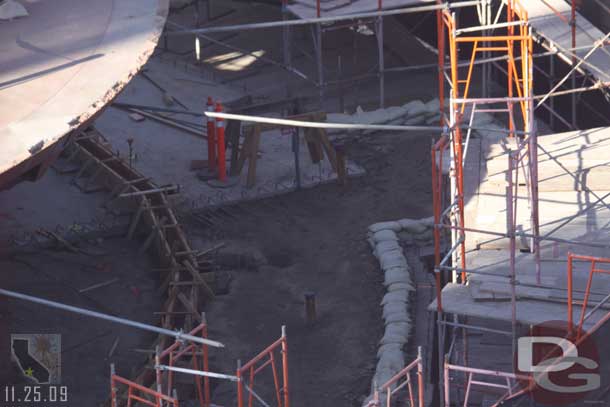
left=156, top=365, right=239, bottom=381
left=455, top=20, right=524, bottom=34
left=439, top=319, right=512, bottom=336
left=440, top=236, right=464, bottom=267
left=436, top=223, right=610, bottom=249
left=165, top=1, right=482, bottom=35
left=536, top=31, right=610, bottom=109
left=0, top=287, right=225, bottom=348
left=205, top=111, right=443, bottom=132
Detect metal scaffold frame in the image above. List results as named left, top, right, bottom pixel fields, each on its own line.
left=431, top=0, right=610, bottom=405
left=365, top=348, right=425, bottom=407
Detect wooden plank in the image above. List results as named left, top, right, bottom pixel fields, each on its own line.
left=177, top=292, right=203, bottom=322
left=317, top=128, right=338, bottom=172
left=183, top=260, right=215, bottom=300
left=139, top=216, right=167, bottom=254
left=127, top=198, right=148, bottom=239
left=246, top=125, right=262, bottom=188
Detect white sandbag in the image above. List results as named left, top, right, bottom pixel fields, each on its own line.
left=372, top=229, right=399, bottom=243
left=369, top=221, right=402, bottom=233
left=380, top=253, right=407, bottom=270
left=387, top=282, right=414, bottom=292
left=377, top=352, right=405, bottom=372
left=381, top=291, right=408, bottom=305
left=385, top=322, right=410, bottom=337
left=377, top=343, right=403, bottom=359
left=398, top=218, right=428, bottom=235
left=403, top=114, right=426, bottom=125
left=413, top=229, right=434, bottom=242
left=419, top=216, right=435, bottom=228
left=404, top=100, right=427, bottom=117
left=383, top=308, right=410, bottom=324
left=383, top=302, right=405, bottom=318
left=384, top=268, right=410, bottom=286
left=374, top=240, right=400, bottom=253
left=380, top=324, right=410, bottom=345
left=424, top=98, right=441, bottom=115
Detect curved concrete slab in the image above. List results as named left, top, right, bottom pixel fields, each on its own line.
left=0, top=0, right=169, bottom=189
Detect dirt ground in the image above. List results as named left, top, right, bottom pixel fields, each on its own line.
left=185, top=129, right=434, bottom=407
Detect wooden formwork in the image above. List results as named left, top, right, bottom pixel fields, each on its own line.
left=62, top=126, right=216, bottom=396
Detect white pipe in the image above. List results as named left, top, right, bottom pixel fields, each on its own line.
left=0, top=287, right=224, bottom=348
left=204, top=111, right=443, bottom=132
left=155, top=365, right=239, bottom=381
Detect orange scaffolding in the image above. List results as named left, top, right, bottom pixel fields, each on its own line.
left=432, top=0, right=535, bottom=311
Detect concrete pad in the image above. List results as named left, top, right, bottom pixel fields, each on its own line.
left=429, top=283, right=606, bottom=331
left=0, top=0, right=168, bottom=188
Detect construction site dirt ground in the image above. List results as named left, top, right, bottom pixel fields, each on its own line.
left=0, top=128, right=434, bottom=406
left=187, top=129, right=434, bottom=407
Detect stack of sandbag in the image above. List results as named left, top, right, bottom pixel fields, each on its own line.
left=327, top=98, right=445, bottom=136
left=362, top=217, right=435, bottom=406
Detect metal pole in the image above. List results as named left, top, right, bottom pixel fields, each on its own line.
left=110, top=364, right=118, bottom=407
left=377, top=15, right=385, bottom=108
left=155, top=365, right=240, bottom=381
left=282, top=0, right=291, bottom=68
left=417, top=347, right=425, bottom=407
left=571, top=0, right=577, bottom=128
left=0, top=287, right=225, bottom=348
left=316, top=23, right=324, bottom=108
left=549, top=54, right=555, bottom=128
left=205, top=111, right=443, bottom=132
left=281, top=325, right=289, bottom=407
left=507, top=151, right=517, bottom=372
left=535, top=31, right=610, bottom=109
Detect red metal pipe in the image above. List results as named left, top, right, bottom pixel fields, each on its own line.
left=112, top=375, right=177, bottom=403
left=215, top=102, right=226, bottom=182
left=281, top=328, right=289, bottom=407
left=316, top=0, right=320, bottom=17
left=239, top=337, right=284, bottom=373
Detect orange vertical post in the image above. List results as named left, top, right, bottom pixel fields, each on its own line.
left=206, top=97, right=216, bottom=171
left=436, top=1, right=445, bottom=126
left=237, top=366, right=244, bottom=407
left=215, top=102, right=226, bottom=182
left=507, top=1, right=514, bottom=137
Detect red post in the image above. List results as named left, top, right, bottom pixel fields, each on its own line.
left=281, top=326, right=289, bottom=407
left=215, top=102, right=226, bottom=182
left=206, top=97, right=216, bottom=171
left=316, top=0, right=320, bottom=17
